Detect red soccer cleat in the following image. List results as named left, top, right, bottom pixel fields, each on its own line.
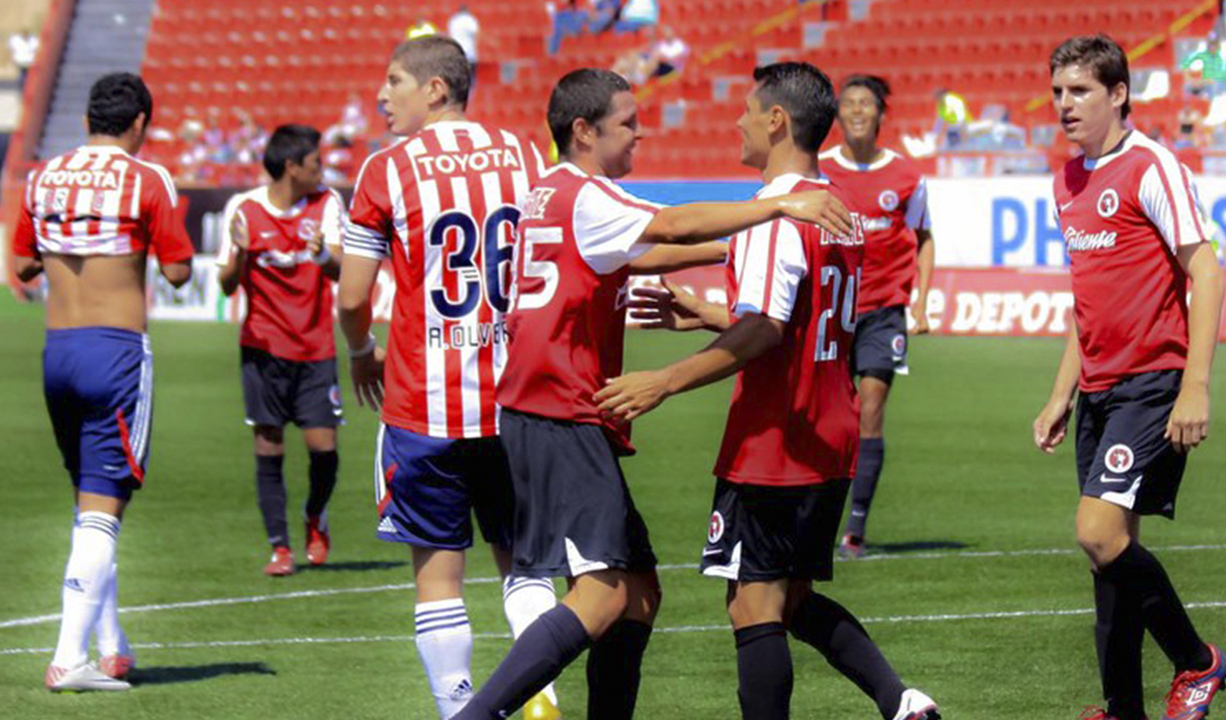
left=264, top=546, right=295, bottom=576
left=1164, top=644, right=1226, bottom=720
left=305, top=515, right=330, bottom=566
left=98, top=653, right=135, bottom=680
left=838, top=533, right=866, bottom=560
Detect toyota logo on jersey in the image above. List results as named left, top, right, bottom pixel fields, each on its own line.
left=1104, top=444, right=1135, bottom=474
left=1097, top=189, right=1120, bottom=218
left=878, top=189, right=899, bottom=212
left=708, top=511, right=725, bottom=544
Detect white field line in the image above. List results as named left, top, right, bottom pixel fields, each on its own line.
left=4, top=600, right=1226, bottom=657
left=3, top=543, right=1225, bottom=632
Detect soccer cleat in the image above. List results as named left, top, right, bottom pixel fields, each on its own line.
left=264, top=546, right=295, bottom=576
left=46, top=663, right=131, bottom=692
left=1164, top=643, right=1225, bottom=720
left=98, top=653, right=135, bottom=680
left=838, top=533, right=866, bottom=560
left=305, top=515, right=330, bottom=566
left=523, top=691, right=562, bottom=720
left=891, top=688, right=940, bottom=720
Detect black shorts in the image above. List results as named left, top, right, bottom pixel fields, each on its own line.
left=854, top=305, right=909, bottom=377
left=699, top=477, right=851, bottom=583
left=241, top=347, right=343, bottom=428
left=500, top=409, right=657, bottom=579
left=1076, top=370, right=1186, bottom=519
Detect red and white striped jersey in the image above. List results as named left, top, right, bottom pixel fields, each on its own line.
left=1054, top=131, right=1213, bottom=393
left=14, top=145, right=192, bottom=264
left=714, top=174, right=865, bottom=486
left=497, top=162, right=660, bottom=454
left=344, top=121, right=541, bottom=438
left=818, top=147, right=929, bottom=313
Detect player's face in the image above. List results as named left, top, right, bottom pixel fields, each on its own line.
left=378, top=61, right=430, bottom=136
left=1051, top=63, right=1125, bottom=146
left=837, top=86, right=881, bottom=143
left=592, top=91, right=642, bottom=179
left=289, top=150, right=323, bottom=189
left=736, top=89, right=772, bottom=169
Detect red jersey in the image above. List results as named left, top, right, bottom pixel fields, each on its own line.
left=14, top=145, right=192, bottom=265
left=1054, top=132, right=1212, bottom=393
left=498, top=162, right=661, bottom=453
left=344, top=121, right=541, bottom=438
left=818, top=148, right=928, bottom=312
left=217, top=186, right=345, bottom=362
left=714, top=174, right=865, bottom=486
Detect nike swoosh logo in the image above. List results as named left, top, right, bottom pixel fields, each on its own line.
left=702, top=548, right=723, bottom=557
left=1059, top=201, right=1074, bottom=211
left=1099, top=475, right=1129, bottom=484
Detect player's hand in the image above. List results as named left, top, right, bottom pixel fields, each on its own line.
left=910, top=296, right=931, bottom=335
left=629, top=278, right=706, bottom=331
left=1166, top=385, right=1210, bottom=454
left=595, top=370, right=673, bottom=422
left=1033, top=398, right=1072, bottom=454
left=230, top=212, right=250, bottom=252
left=306, top=229, right=325, bottom=258
left=350, top=345, right=386, bottom=410
left=777, top=191, right=853, bottom=237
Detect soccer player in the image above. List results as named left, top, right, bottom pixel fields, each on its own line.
left=216, top=124, right=345, bottom=576
left=453, top=67, right=854, bottom=720
left=816, top=75, right=935, bottom=559
left=13, top=72, right=193, bottom=691
left=594, top=62, right=940, bottom=720
left=1032, top=35, right=1225, bottom=720
left=336, top=36, right=562, bottom=720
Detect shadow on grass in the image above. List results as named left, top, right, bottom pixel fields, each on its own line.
left=296, top=560, right=408, bottom=573
left=867, top=540, right=970, bottom=554
left=134, top=662, right=276, bottom=685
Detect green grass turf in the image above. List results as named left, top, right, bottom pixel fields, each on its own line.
left=1, top=292, right=1225, bottom=719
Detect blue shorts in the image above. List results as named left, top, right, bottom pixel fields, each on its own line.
left=374, top=424, right=514, bottom=550
left=854, top=305, right=909, bottom=378
left=43, top=327, right=154, bottom=500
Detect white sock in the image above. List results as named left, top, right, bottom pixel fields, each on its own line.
left=502, top=575, right=560, bottom=705
left=414, top=598, right=473, bottom=720
left=94, top=562, right=130, bottom=659
left=52, top=512, right=120, bottom=669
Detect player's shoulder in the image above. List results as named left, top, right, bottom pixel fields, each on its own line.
left=353, top=138, right=409, bottom=186
left=128, top=154, right=178, bottom=199
left=881, top=148, right=923, bottom=180
left=1120, top=131, right=1185, bottom=177
left=305, top=185, right=344, bottom=206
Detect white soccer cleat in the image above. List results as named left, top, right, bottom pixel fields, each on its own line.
left=892, top=688, right=940, bottom=720
left=46, top=662, right=131, bottom=692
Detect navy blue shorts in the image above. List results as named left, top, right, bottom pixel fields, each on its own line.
left=241, top=347, right=342, bottom=428
left=374, top=424, right=514, bottom=550
left=43, top=327, right=153, bottom=500
left=854, top=305, right=909, bottom=377
left=1076, top=370, right=1186, bottom=518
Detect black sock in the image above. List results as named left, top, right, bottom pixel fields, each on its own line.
left=587, top=620, right=653, bottom=720
left=1093, top=570, right=1147, bottom=720
left=255, top=454, right=288, bottom=547
left=1101, top=542, right=1212, bottom=673
left=845, top=438, right=885, bottom=540
left=789, top=592, right=906, bottom=720
left=305, top=450, right=339, bottom=518
left=455, top=604, right=591, bottom=720
left=735, top=622, right=792, bottom=720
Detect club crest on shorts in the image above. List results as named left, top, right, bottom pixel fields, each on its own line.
left=1104, top=443, right=1134, bottom=474
left=1097, top=189, right=1119, bottom=218
left=708, top=511, right=725, bottom=544
left=891, top=333, right=907, bottom=356
left=329, top=384, right=342, bottom=408
left=877, top=189, right=899, bottom=212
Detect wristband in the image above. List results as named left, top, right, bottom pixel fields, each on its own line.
left=349, top=333, right=377, bottom=358
left=311, top=243, right=333, bottom=265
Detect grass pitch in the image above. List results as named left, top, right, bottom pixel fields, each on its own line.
left=1, top=293, right=1224, bottom=719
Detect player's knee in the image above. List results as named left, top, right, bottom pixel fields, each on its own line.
left=626, top=572, right=662, bottom=623
left=254, top=425, right=285, bottom=452
left=1075, top=525, right=1129, bottom=568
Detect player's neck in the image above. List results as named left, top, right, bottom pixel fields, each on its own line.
left=423, top=107, right=467, bottom=128
left=266, top=180, right=299, bottom=211
left=761, top=147, right=818, bottom=185
left=840, top=139, right=882, bottom=166
left=1079, top=122, right=1129, bottom=160
left=85, top=134, right=136, bottom=155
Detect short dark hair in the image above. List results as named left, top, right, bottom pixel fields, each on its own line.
left=391, top=36, right=471, bottom=110
left=752, top=62, right=837, bottom=153
left=548, top=68, right=631, bottom=156
left=263, top=124, right=321, bottom=180
left=1050, top=34, right=1131, bottom=120
left=841, top=74, right=891, bottom=114
left=87, top=73, right=153, bottom=137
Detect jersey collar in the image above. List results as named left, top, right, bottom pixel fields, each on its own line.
left=1081, top=130, right=1137, bottom=171
left=756, top=172, right=825, bottom=199
left=821, top=147, right=896, bottom=172
left=248, top=185, right=317, bottom=218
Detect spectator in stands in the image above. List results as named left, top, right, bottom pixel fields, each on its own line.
left=592, top=0, right=624, bottom=33
left=1182, top=34, right=1226, bottom=98
left=649, top=26, right=689, bottom=78
left=324, top=94, right=369, bottom=147
left=230, top=111, right=269, bottom=167
left=8, top=28, right=38, bottom=90
left=448, top=5, right=480, bottom=85
left=932, top=87, right=971, bottom=150
left=406, top=17, right=439, bottom=40
left=1175, top=104, right=1208, bottom=150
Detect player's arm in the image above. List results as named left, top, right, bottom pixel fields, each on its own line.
left=628, top=241, right=727, bottom=274
left=1033, top=320, right=1080, bottom=453
left=629, top=278, right=730, bottom=332
left=596, top=312, right=783, bottom=420
left=13, top=201, right=43, bottom=281
left=311, top=190, right=347, bottom=282
left=337, top=254, right=386, bottom=410
left=640, top=191, right=853, bottom=245
left=217, top=211, right=248, bottom=297
left=911, top=228, right=935, bottom=334
left=1167, top=241, right=1223, bottom=452
left=145, top=168, right=194, bottom=288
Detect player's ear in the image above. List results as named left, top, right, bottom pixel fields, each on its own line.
left=573, top=117, right=596, bottom=150
left=1108, top=81, right=1128, bottom=113
left=427, top=76, right=451, bottom=107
